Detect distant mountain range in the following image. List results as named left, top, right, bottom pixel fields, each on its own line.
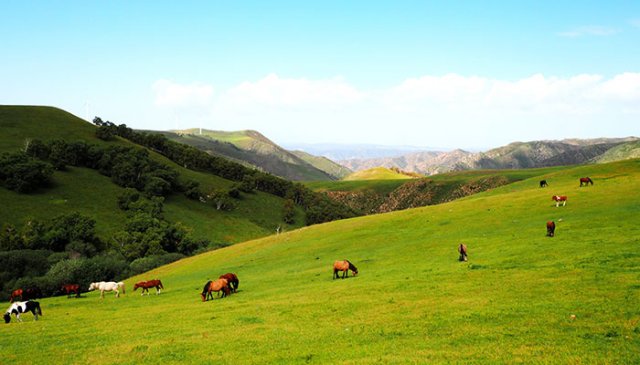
left=340, top=137, right=640, bottom=175
left=281, top=143, right=446, bottom=161
left=150, top=129, right=351, bottom=181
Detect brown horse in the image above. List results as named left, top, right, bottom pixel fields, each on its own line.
left=552, top=195, right=567, bottom=207
left=546, top=221, right=556, bottom=237
left=458, top=244, right=468, bottom=262
left=579, top=177, right=593, bottom=186
left=133, top=279, right=164, bottom=295
left=200, top=279, right=230, bottom=301
left=61, top=284, right=81, bottom=298
left=9, top=288, right=42, bottom=302
left=219, top=273, right=239, bottom=293
left=333, top=260, right=358, bottom=279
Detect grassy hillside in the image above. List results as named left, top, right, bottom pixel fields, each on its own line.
left=165, top=129, right=336, bottom=181
left=595, top=140, right=640, bottom=163
left=0, top=106, right=304, bottom=242
left=290, top=150, right=352, bottom=179
left=308, top=166, right=566, bottom=214
left=343, top=167, right=417, bottom=181
left=2, top=159, right=639, bottom=363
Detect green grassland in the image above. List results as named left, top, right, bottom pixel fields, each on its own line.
left=2, top=159, right=639, bottom=363
left=0, top=106, right=304, bottom=242
left=343, top=167, right=417, bottom=181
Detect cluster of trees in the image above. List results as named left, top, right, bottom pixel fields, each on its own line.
left=93, top=118, right=357, bottom=225
left=0, top=150, right=54, bottom=193
left=0, top=205, right=217, bottom=300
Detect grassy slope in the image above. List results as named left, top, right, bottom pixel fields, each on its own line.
left=2, top=159, right=639, bottom=363
left=343, top=167, right=416, bottom=181
left=170, top=129, right=334, bottom=181
left=595, top=140, right=640, bottom=163
left=290, top=150, right=352, bottom=179
left=0, top=106, right=304, bottom=242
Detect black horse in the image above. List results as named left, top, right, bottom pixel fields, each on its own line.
left=539, top=180, right=548, bottom=188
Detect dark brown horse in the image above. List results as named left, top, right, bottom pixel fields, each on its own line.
left=200, top=279, right=230, bottom=301
left=546, top=221, right=556, bottom=237
left=579, top=177, right=593, bottom=186
left=219, top=273, right=239, bottom=293
left=333, top=260, right=358, bottom=279
left=458, top=243, right=468, bottom=262
left=9, top=287, right=42, bottom=303
left=61, top=284, right=81, bottom=298
left=539, top=180, right=548, bottom=188
left=133, top=279, right=164, bottom=295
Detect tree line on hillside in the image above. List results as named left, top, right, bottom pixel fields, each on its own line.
left=92, top=117, right=356, bottom=225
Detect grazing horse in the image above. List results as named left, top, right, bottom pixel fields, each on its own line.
left=579, top=177, right=593, bottom=186
left=219, top=273, right=239, bottom=293
left=133, top=280, right=164, bottom=295
left=546, top=221, right=556, bottom=237
left=539, top=180, right=548, bottom=188
left=9, top=287, right=42, bottom=303
left=458, top=243, right=468, bottom=262
left=61, top=284, right=80, bottom=298
left=4, top=301, right=42, bottom=323
left=200, top=279, right=230, bottom=301
left=333, top=260, right=358, bottom=279
left=88, top=281, right=125, bottom=299
left=552, top=195, right=567, bottom=207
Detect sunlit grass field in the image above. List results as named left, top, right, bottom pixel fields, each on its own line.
left=1, top=159, right=639, bottom=364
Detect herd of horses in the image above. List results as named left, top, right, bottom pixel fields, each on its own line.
left=4, top=176, right=595, bottom=323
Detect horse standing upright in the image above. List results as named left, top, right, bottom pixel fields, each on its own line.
left=4, top=301, right=42, bottom=323
left=9, top=287, right=42, bottom=303
left=539, top=180, right=548, bottom=188
left=133, top=280, right=164, bottom=295
left=333, top=260, right=358, bottom=279
left=61, top=284, right=81, bottom=298
left=458, top=244, right=468, bottom=262
left=200, top=279, right=230, bottom=302
left=552, top=195, right=567, bottom=207
left=88, top=281, right=125, bottom=299
left=579, top=177, right=593, bottom=186
left=219, top=273, right=239, bottom=293
left=546, top=221, right=556, bottom=237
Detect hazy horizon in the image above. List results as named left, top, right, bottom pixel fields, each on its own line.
left=2, top=1, right=639, bottom=148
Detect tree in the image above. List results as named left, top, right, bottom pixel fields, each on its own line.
left=207, top=189, right=234, bottom=211
left=283, top=199, right=295, bottom=224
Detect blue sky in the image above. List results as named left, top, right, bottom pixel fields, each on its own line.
left=1, top=1, right=639, bottom=149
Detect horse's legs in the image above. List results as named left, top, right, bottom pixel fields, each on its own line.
left=16, top=313, right=22, bottom=322
left=100, top=290, right=104, bottom=299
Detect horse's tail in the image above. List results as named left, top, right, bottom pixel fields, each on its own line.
left=119, top=282, right=125, bottom=294
left=34, top=301, right=42, bottom=316
left=158, top=280, right=164, bottom=289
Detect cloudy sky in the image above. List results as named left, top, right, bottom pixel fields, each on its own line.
left=1, top=1, right=639, bottom=149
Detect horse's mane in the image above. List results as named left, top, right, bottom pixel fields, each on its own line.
left=201, top=281, right=212, bottom=295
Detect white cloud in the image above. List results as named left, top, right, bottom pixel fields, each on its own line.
left=150, top=73, right=640, bottom=147
left=223, top=73, right=364, bottom=107
left=557, top=25, right=619, bottom=37
left=152, top=79, right=214, bottom=108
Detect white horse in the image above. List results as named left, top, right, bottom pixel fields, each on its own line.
left=88, top=281, right=125, bottom=298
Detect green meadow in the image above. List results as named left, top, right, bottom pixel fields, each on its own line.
left=1, top=158, right=639, bottom=363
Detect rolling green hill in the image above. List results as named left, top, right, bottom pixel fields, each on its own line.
left=308, top=167, right=565, bottom=214
left=159, top=129, right=338, bottom=181
left=0, top=106, right=304, bottom=243
left=343, top=167, right=417, bottom=181
left=595, top=140, right=640, bottom=163
left=290, top=150, right=352, bottom=179
left=2, top=158, right=638, bottom=363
